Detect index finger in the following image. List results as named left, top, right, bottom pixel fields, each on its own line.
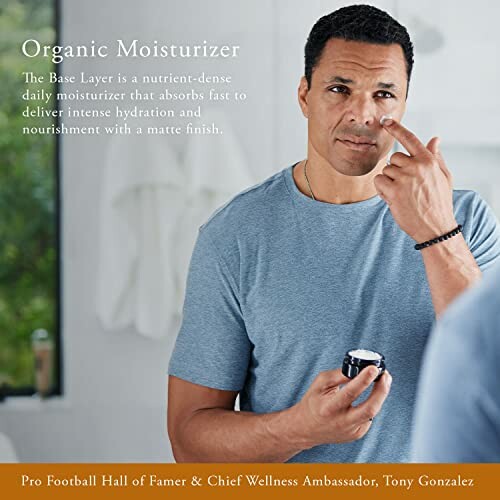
left=382, top=118, right=428, bottom=157
left=314, top=368, right=350, bottom=393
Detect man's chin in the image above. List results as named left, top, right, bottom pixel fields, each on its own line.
left=329, top=160, right=378, bottom=177
left=331, top=144, right=380, bottom=176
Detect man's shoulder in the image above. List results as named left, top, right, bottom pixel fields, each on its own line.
left=199, top=165, right=291, bottom=235
left=432, top=262, right=500, bottom=376
left=452, top=188, right=494, bottom=220
left=452, top=188, right=482, bottom=206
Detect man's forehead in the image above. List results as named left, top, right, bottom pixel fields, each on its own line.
left=318, top=38, right=406, bottom=72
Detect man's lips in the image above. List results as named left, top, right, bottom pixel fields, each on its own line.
left=337, top=136, right=377, bottom=151
left=338, top=134, right=377, bottom=145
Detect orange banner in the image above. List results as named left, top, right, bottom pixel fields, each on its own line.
left=0, top=463, right=498, bottom=499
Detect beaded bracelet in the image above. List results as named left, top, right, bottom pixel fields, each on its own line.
left=414, top=225, right=463, bottom=251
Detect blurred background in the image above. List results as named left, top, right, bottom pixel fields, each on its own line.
left=0, top=0, right=499, bottom=462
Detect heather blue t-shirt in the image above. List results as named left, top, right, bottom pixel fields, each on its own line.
left=411, top=262, right=500, bottom=462
left=168, top=163, right=500, bottom=463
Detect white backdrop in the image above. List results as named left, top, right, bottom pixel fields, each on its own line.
left=0, top=0, right=498, bottom=462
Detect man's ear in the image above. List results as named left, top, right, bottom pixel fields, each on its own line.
left=298, top=76, right=309, bottom=118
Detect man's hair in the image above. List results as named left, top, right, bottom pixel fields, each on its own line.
left=304, top=4, right=414, bottom=97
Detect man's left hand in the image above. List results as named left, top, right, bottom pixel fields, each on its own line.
left=373, top=118, right=457, bottom=243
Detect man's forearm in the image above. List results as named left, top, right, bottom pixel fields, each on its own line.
left=171, top=406, right=309, bottom=463
left=421, top=234, right=481, bottom=316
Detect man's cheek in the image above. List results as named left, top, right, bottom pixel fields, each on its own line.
left=380, top=138, right=395, bottom=160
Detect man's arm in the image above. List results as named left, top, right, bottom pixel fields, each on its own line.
left=167, top=376, right=304, bottom=462
left=419, top=234, right=481, bottom=316
left=167, top=368, right=392, bottom=462
left=374, top=119, right=483, bottom=315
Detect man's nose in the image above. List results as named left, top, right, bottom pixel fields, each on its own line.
left=345, top=94, right=377, bottom=126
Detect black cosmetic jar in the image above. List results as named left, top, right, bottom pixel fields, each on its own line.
left=342, top=349, right=386, bottom=381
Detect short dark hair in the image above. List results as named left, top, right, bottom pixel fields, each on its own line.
left=304, top=4, right=414, bottom=98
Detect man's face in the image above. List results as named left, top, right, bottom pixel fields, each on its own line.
left=298, top=38, right=407, bottom=176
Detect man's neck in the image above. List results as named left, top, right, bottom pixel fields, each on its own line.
left=293, top=157, right=387, bottom=204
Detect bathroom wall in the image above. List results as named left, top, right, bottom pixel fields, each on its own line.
left=0, top=0, right=498, bottom=462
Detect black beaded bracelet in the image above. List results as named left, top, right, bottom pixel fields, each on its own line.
left=414, top=224, right=463, bottom=251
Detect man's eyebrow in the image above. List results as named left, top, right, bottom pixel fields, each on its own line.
left=324, top=75, right=400, bottom=91
left=377, top=82, right=398, bottom=90
left=324, top=76, right=354, bottom=84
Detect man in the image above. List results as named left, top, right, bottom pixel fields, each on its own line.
left=167, top=4, right=500, bottom=462
left=411, top=263, right=500, bottom=462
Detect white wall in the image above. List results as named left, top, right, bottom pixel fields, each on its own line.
left=1, top=0, right=499, bottom=462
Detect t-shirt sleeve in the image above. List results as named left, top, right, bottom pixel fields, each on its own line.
left=466, top=192, right=500, bottom=272
left=167, top=226, right=251, bottom=391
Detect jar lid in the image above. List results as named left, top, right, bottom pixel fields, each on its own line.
left=344, top=349, right=385, bottom=367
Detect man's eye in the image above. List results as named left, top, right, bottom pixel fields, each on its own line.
left=376, top=91, right=394, bottom=99
left=329, top=85, right=348, bottom=93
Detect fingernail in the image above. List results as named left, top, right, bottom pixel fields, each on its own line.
left=380, top=115, right=393, bottom=126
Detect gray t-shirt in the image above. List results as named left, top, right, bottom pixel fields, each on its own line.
left=411, top=262, right=500, bottom=462
left=168, top=164, right=500, bottom=462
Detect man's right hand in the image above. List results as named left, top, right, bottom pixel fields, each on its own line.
left=289, top=366, right=392, bottom=449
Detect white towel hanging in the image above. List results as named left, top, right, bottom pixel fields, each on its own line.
left=96, top=132, right=184, bottom=339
